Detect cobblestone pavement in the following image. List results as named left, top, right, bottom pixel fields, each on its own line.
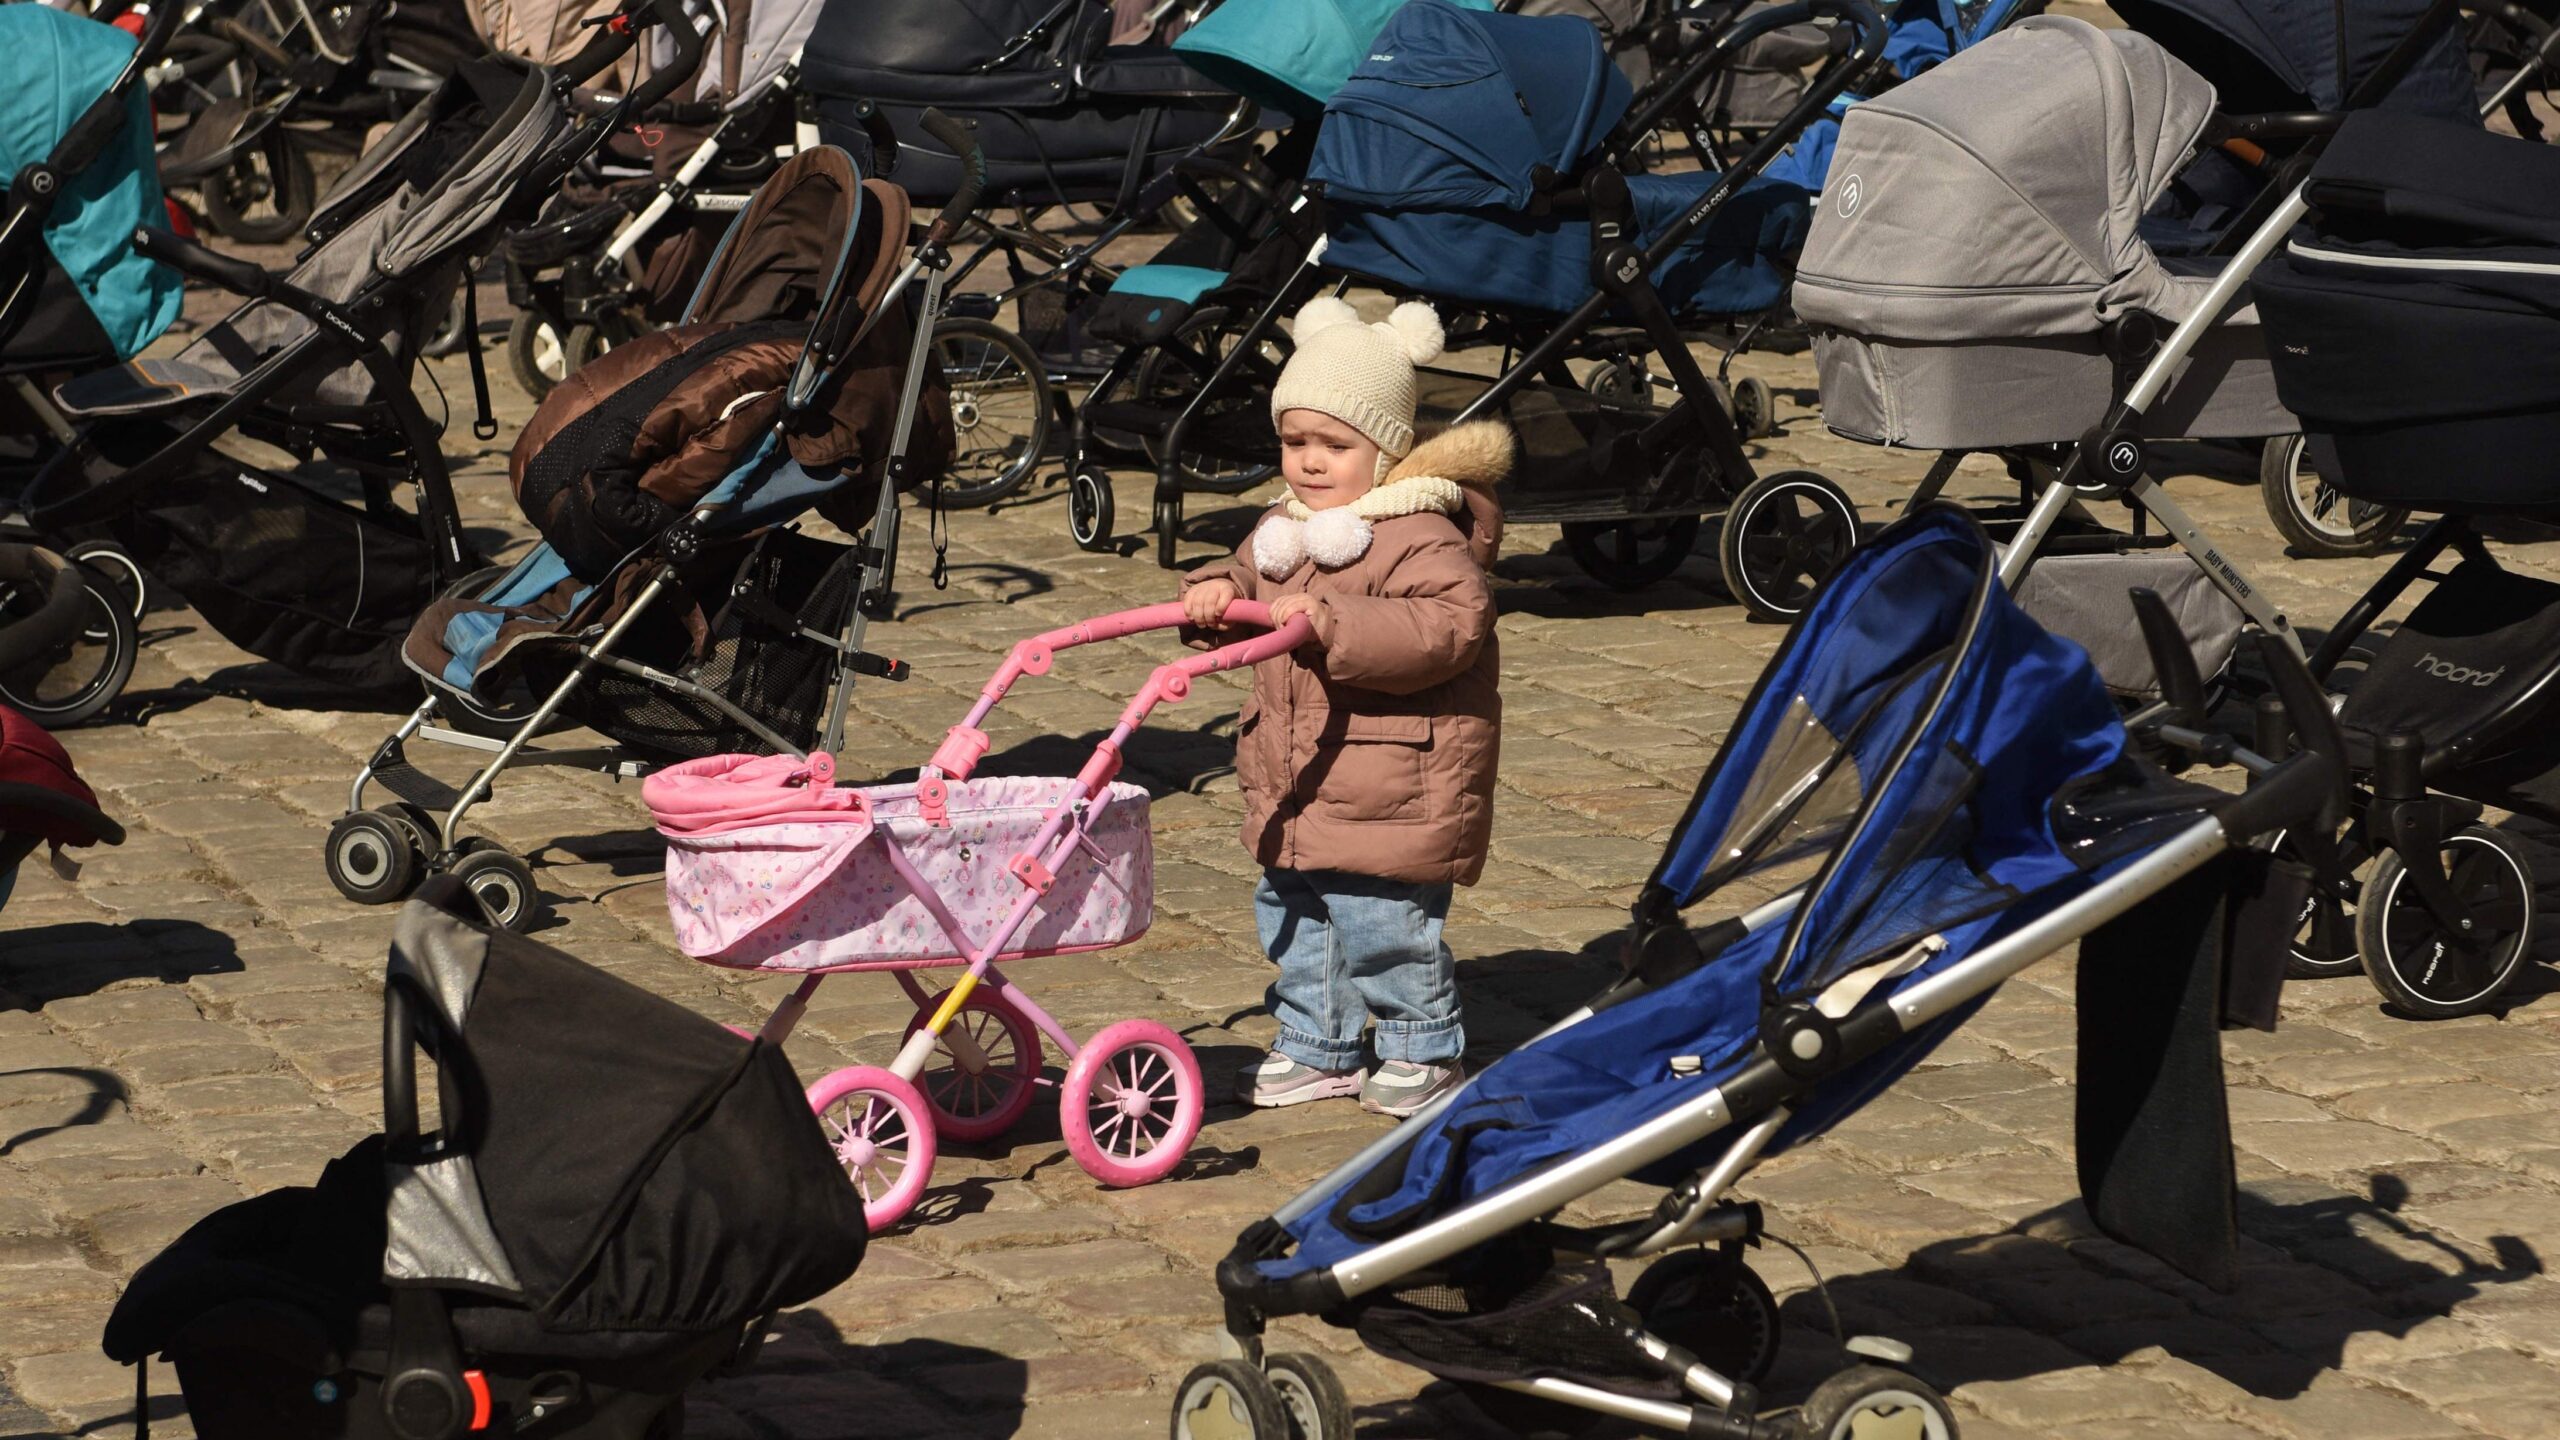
left=6, top=267, right=2560, bottom=1440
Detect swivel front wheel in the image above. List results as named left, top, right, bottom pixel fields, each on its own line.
left=808, top=1065, right=937, bottom=1232
left=1719, top=470, right=1859, bottom=623
left=2357, top=825, right=2534, bottom=1019
left=1069, top=467, right=1116, bottom=551
left=1798, top=1366, right=1959, bottom=1440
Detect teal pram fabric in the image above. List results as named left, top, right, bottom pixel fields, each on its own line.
left=2, top=5, right=180, bottom=362
left=1171, top=0, right=1495, bottom=122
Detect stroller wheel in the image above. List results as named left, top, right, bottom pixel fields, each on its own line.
left=449, top=844, right=542, bottom=933
left=2357, top=825, right=2534, bottom=1020
left=62, top=540, right=148, bottom=625
left=1069, top=468, right=1117, bottom=551
left=325, top=811, right=422, bottom=906
left=2260, top=434, right=2407, bottom=559
left=2273, top=827, right=2365, bottom=980
left=1155, top=495, right=1183, bottom=570
left=200, top=131, right=315, bottom=244
left=1732, top=375, right=1777, bottom=440
left=1625, top=1250, right=1781, bottom=1385
left=1170, top=1361, right=1289, bottom=1440
left=1719, top=471, right=1860, bottom=623
left=0, top=564, right=136, bottom=729
left=904, top=988, right=1044, bottom=1142
left=1562, top=514, right=1701, bottom=591
left=1799, top=1365, right=1959, bottom=1440
left=1062, top=1019, right=1203, bottom=1188
left=507, top=311, right=572, bottom=400
left=934, top=318, right=1052, bottom=507
left=1265, top=1354, right=1353, bottom=1440
left=807, top=1065, right=937, bottom=1232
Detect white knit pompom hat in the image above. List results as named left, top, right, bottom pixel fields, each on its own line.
left=1268, top=296, right=1447, bottom=462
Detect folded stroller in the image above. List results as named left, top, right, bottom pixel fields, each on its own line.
left=1175, top=508, right=2338, bottom=1440
left=2235, top=108, right=2560, bottom=1017
left=101, top=878, right=868, bottom=1440
left=329, top=136, right=965, bottom=932
left=22, top=1, right=709, bottom=694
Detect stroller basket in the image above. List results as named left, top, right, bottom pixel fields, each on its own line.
left=1353, top=1251, right=1676, bottom=1400
left=527, top=528, right=861, bottom=759
left=1413, top=368, right=1694, bottom=521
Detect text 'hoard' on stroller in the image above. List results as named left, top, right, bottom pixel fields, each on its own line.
left=1169, top=509, right=2344, bottom=1440
left=323, top=133, right=968, bottom=932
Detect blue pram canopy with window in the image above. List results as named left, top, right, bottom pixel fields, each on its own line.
left=1260, top=509, right=2134, bottom=1280
left=1311, top=0, right=1810, bottom=316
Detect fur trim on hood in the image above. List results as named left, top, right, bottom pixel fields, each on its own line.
left=1253, top=420, right=1514, bottom=578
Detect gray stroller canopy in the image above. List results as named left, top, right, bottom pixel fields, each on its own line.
left=1792, top=15, right=2224, bottom=343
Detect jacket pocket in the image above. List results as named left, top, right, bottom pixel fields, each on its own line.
left=1313, top=713, right=1430, bottom=822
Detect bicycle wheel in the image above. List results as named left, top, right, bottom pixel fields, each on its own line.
left=934, top=318, right=1051, bottom=507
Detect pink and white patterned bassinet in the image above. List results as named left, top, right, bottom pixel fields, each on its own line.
left=646, top=752, right=1153, bottom=973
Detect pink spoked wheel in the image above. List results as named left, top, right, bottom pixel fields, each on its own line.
left=1060, top=1019, right=1203, bottom=1188
left=904, top=989, right=1045, bottom=1143
left=807, top=1066, right=937, bottom=1232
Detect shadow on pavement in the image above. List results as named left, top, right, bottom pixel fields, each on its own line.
left=0, top=919, right=245, bottom=1008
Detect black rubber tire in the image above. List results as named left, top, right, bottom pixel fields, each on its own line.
left=1732, top=374, right=1776, bottom=439
left=1134, top=306, right=1291, bottom=494
left=1155, top=494, right=1182, bottom=570
left=1264, top=1354, right=1353, bottom=1440
left=2273, top=827, right=2366, bottom=980
left=507, top=311, right=571, bottom=401
left=1799, top=1366, right=1960, bottom=1440
left=1069, top=467, right=1116, bottom=552
left=1169, top=1361, right=1289, bottom=1440
left=324, top=811, right=420, bottom=906
left=2260, top=433, right=2407, bottom=559
left=199, top=131, right=314, bottom=245
left=561, top=321, right=623, bottom=385
left=61, top=540, right=149, bottom=626
left=1718, top=469, right=1860, bottom=623
left=0, top=566, right=136, bottom=728
left=449, top=844, right=541, bottom=933
left=2357, top=825, right=2534, bottom=1019
left=934, top=318, right=1052, bottom=507
left=1625, top=1250, right=1782, bottom=1386
left=1563, top=514, right=1702, bottom=590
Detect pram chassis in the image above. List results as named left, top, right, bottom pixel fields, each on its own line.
left=1187, top=613, right=2346, bottom=1440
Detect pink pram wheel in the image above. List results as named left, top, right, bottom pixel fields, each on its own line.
left=1063, top=1019, right=1204, bottom=1188
left=807, top=1065, right=936, bottom=1232
left=904, top=988, right=1044, bottom=1142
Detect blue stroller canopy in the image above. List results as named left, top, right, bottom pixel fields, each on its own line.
left=1262, top=509, right=2134, bottom=1279
left=1313, top=0, right=1632, bottom=210
left=1173, top=0, right=1495, bottom=123
left=1, top=5, right=180, bottom=362
left=2113, top=0, right=2478, bottom=121
left=1880, top=0, right=2031, bottom=79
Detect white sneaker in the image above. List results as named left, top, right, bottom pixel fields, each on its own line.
left=1237, top=1051, right=1364, bottom=1108
left=1361, top=1059, right=1464, bottom=1118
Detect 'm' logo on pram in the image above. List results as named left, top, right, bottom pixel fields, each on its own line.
left=1837, top=174, right=1863, bottom=217
left=2416, top=653, right=2505, bottom=686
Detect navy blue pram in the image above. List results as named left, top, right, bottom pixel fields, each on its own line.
left=1178, top=508, right=2343, bottom=1440
left=1318, top=0, right=1810, bottom=316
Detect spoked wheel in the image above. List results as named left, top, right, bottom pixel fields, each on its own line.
left=2274, top=827, right=2367, bottom=980
left=2357, top=825, right=2535, bottom=1019
left=62, top=541, right=148, bottom=626
left=0, top=566, right=136, bottom=728
left=1061, top=1019, right=1202, bottom=1187
left=1562, top=514, right=1701, bottom=590
left=808, top=1066, right=937, bottom=1232
left=1718, top=470, right=1860, bottom=623
left=507, top=311, right=572, bottom=400
left=1731, top=375, right=1777, bottom=439
left=1134, top=306, right=1292, bottom=493
left=1265, top=1355, right=1353, bottom=1440
left=1626, top=1250, right=1782, bottom=1386
left=1799, top=1366, right=1960, bottom=1440
left=1069, top=467, right=1117, bottom=551
left=903, top=988, right=1044, bottom=1143
left=199, top=131, right=314, bottom=244
left=2261, top=434, right=2407, bottom=559
left=324, top=811, right=421, bottom=906
left=934, top=317, right=1052, bottom=506
left=1171, top=1361, right=1289, bottom=1440
left=447, top=843, right=541, bottom=933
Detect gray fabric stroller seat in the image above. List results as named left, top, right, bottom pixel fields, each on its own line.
left=1792, top=15, right=2297, bottom=451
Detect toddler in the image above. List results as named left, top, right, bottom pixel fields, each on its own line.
left=1182, top=296, right=1509, bottom=1118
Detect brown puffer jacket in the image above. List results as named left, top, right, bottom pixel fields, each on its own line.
left=1183, top=420, right=1512, bottom=887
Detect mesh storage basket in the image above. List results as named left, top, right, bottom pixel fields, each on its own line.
left=1350, top=1245, right=1678, bottom=1399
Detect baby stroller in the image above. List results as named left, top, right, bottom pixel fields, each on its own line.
left=1081, top=0, right=1883, bottom=612
left=101, top=878, right=868, bottom=1440
left=2242, top=107, right=2560, bottom=1017
left=0, top=553, right=125, bottom=917
left=22, top=0, right=708, bottom=696
left=329, top=136, right=962, bottom=932
left=1176, top=508, right=2340, bottom=1440
left=644, top=596, right=1305, bottom=1229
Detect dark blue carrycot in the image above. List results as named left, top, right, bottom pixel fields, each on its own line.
left=1312, top=0, right=1810, bottom=315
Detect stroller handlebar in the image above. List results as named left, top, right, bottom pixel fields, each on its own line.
left=921, top=108, right=989, bottom=244
left=623, top=0, right=710, bottom=114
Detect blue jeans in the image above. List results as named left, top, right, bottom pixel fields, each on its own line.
left=1255, top=868, right=1463, bottom=1069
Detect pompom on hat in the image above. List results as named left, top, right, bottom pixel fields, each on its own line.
left=1268, top=296, right=1446, bottom=461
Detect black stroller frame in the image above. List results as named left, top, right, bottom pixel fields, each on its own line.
left=335, top=118, right=987, bottom=934
left=1071, top=0, right=1889, bottom=612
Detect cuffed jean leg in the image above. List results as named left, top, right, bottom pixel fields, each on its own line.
left=1255, top=868, right=1364, bottom=1070
left=1319, top=872, right=1463, bottom=1065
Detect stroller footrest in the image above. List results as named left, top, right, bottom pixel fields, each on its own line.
left=374, top=762, right=463, bottom=814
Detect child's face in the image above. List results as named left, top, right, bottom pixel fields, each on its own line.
left=1278, top=410, right=1380, bottom=512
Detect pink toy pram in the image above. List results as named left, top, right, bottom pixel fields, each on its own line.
left=646, top=598, right=1310, bottom=1230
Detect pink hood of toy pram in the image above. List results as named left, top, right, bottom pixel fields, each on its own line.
left=644, top=752, right=1153, bottom=972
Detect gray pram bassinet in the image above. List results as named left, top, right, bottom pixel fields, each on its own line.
left=1791, top=15, right=2295, bottom=451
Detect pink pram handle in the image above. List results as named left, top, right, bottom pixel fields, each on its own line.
left=929, top=600, right=1309, bottom=786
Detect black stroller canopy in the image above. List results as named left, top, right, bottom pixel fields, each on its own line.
left=2112, top=0, right=2476, bottom=119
